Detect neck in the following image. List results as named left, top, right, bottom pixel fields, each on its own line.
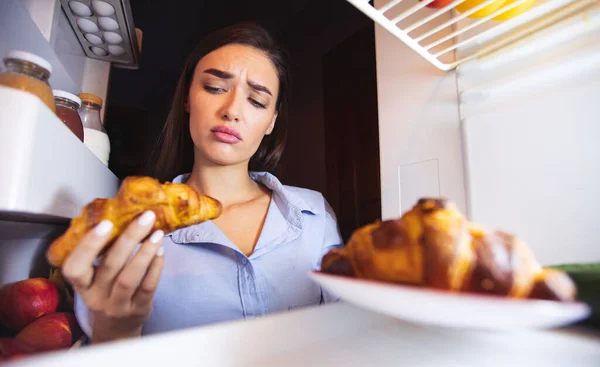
left=186, top=154, right=261, bottom=207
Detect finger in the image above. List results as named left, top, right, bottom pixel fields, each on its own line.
left=94, top=211, right=156, bottom=288
left=62, top=220, right=114, bottom=292
left=133, top=249, right=165, bottom=307
left=110, top=230, right=164, bottom=305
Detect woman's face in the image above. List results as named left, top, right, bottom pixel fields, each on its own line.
left=187, top=44, right=279, bottom=168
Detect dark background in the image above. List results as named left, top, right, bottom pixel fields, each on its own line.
left=104, top=0, right=381, bottom=240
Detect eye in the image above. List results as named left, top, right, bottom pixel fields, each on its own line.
left=204, top=85, right=226, bottom=93
left=249, top=98, right=266, bottom=109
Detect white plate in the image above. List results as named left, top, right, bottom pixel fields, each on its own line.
left=310, top=271, right=591, bottom=331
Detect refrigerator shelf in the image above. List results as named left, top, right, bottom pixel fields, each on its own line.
left=347, top=0, right=599, bottom=70
left=0, top=86, right=119, bottom=222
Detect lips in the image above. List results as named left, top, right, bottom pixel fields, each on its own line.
left=211, top=126, right=242, bottom=144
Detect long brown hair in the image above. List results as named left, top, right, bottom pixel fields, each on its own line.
left=150, top=22, right=291, bottom=182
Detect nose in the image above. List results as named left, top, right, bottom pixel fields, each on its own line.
left=220, top=89, right=242, bottom=122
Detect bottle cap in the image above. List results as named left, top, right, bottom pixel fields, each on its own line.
left=4, top=50, right=53, bottom=74
left=79, top=93, right=103, bottom=106
left=53, top=90, right=81, bottom=106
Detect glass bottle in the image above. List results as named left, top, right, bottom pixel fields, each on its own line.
left=53, top=90, right=84, bottom=142
left=0, top=50, right=55, bottom=112
left=78, top=93, right=110, bottom=166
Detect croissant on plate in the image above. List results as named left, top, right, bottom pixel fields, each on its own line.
left=46, top=176, right=222, bottom=267
left=321, top=198, right=576, bottom=301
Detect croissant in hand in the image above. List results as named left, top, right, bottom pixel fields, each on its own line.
left=46, top=176, right=222, bottom=267
left=321, top=198, right=576, bottom=302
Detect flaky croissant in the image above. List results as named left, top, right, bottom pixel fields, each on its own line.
left=47, top=176, right=222, bottom=267
left=321, top=198, right=575, bottom=301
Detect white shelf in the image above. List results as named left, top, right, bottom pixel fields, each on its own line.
left=11, top=302, right=600, bottom=366
left=348, top=0, right=599, bottom=70
left=0, top=86, right=119, bottom=222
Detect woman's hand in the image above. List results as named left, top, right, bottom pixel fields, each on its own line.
left=61, top=210, right=165, bottom=343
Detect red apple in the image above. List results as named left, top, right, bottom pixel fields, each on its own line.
left=0, top=323, right=14, bottom=338
left=16, top=312, right=81, bottom=352
left=0, top=278, right=60, bottom=330
left=420, top=0, right=455, bottom=8
left=0, top=338, right=35, bottom=359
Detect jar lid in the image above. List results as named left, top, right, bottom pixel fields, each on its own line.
left=79, top=93, right=103, bottom=106
left=53, top=90, right=81, bottom=106
left=4, top=50, right=53, bottom=74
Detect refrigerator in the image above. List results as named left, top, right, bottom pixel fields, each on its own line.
left=0, top=0, right=599, bottom=365
left=0, top=0, right=120, bottom=287
left=363, top=0, right=600, bottom=267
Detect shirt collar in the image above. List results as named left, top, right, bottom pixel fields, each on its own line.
left=168, top=171, right=319, bottom=247
left=171, top=171, right=319, bottom=216
left=249, top=171, right=320, bottom=215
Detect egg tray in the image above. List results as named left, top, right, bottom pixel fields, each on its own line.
left=59, top=0, right=140, bottom=69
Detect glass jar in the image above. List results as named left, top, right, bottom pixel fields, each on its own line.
left=78, top=93, right=110, bottom=166
left=53, top=90, right=84, bottom=142
left=0, top=50, right=55, bottom=112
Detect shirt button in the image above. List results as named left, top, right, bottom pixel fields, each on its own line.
left=241, top=257, right=248, bottom=265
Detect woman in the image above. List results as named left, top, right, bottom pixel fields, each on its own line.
left=62, top=22, right=343, bottom=343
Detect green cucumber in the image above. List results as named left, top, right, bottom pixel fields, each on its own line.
left=548, top=263, right=600, bottom=328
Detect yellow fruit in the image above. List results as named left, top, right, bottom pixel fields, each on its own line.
left=455, top=0, right=508, bottom=18
left=493, top=0, right=536, bottom=20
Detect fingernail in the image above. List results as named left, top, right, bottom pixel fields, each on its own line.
left=138, top=211, right=156, bottom=226
left=156, top=246, right=165, bottom=257
left=94, top=220, right=113, bottom=236
left=149, top=230, right=164, bottom=244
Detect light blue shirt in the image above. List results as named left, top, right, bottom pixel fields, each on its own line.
left=75, top=171, right=343, bottom=337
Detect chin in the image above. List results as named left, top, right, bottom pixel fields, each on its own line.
left=197, top=148, right=249, bottom=167
left=192, top=134, right=257, bottom=167
left=209, top=156, right=246, bottom=167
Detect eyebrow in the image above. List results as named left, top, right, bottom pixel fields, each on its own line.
left=203, top=68, right=234, bottom=79
left=203, top=68, right=273, bottom=96
left=247, top=80, right=272, bottom=96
